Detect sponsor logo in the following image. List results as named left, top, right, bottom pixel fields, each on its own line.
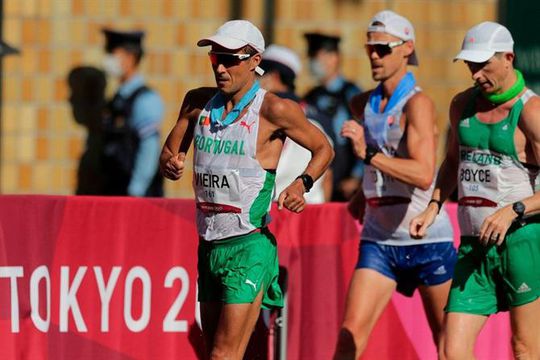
left=240, top=120, right=256, bottom=133
left=458, top=196, right=497, bottom=207
left=196, top=202, right=241, bottom=214
left=517, top=282, right=531, bottom=293
left=245, top=279, right=257, bottom=290
left=460, top=118, right=470, bottom=127
left=433, top=265, right=447, bottom=275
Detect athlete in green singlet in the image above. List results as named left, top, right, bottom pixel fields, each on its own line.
left=410, top=22, right=540, bottom=359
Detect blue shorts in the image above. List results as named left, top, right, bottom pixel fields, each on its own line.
left=356, top=240, right=457, bottom=297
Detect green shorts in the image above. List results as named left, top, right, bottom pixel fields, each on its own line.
left=446, top=220, right=540, bottom=315
left=197, top=228, right=283, bottom=309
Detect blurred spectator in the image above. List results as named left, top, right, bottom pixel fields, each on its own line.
left=303, top=32, right=363, bottom=201
left=100, top=28, right=164, bottom=196
left=260, top=44, right=333, bottom=203
left=68, top=66, right=107, bottom=194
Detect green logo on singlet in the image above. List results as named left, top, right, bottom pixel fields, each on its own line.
left=194, top=134, right=246, bottom=155
left=460, top=150, right=502, bottom=165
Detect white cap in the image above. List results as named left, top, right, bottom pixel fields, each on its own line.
left=198, top=20, right=265, bottom=75
left=454, top=21, right=514, bottom=63
left=367, top=10, right=418, bottom=66
left=262, top=45, right=302, bottom=76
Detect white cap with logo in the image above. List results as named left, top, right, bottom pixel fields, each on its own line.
left=262, top=45, right=302, bottom=76
left=197, top=20, right=265, bottom=75
left=367, top=10, right=418, bottom=66
left=454, top=21, right=514, bottom=63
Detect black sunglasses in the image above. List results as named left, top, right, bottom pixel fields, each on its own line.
left=208, top=51, right=252, bottom=67
left=365, top=40, right=405, bottom=58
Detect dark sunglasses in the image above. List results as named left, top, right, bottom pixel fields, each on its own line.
left=364, top=40, right=405, bottom=58
left=208, top=51, right=252, bottom=67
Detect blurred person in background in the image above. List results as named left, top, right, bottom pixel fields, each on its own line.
left=334, top=10, right=456, bottom=359
left=160, top=20, right=333, bottom=359
left=100, top=29, right=164, bottom=196
left=303, top=32, right=363, bottom=201
left=68, top=66, right=107, bottom=194
left=411, top=21, right=540, bottom=359
left=260, top=44, right=333, bottom=203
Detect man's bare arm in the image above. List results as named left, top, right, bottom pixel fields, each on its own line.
left=265, top=95, right=334, bottom=182
left=409, top=90, right=468, bottom=238
left=160, top=88, right=213, bottom=180
left=367, top=93, right=437, bottom=190
left=429, top=91, right=469, bottom=205
left=515, top=96, right=540, bottom=215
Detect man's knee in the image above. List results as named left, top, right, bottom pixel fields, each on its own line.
left=442, top=336, right=474, bottom=360
left=512, top=333, right=538, bottom=360
left=210, top=344, right=240, bottom=360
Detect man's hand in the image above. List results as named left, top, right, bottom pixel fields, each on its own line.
left=277, top=179, right=306, bottom=213
left=479, top=205, right=516, bottom=246
left=162, top=153, right=186, bottom=180
left=341, top=120, right=366, bottom=159
left=409, top=203, right=439, bottom=239
left=339, top=177, right=361, bottom=200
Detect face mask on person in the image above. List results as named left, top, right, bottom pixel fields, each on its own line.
left=309, top=59, right=327, bottom=81
left=103, top=54, right=123, bottom=78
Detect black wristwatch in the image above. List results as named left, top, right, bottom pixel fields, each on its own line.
left=296, top=174, right=314, bottom=193
left=512, top=201, right=526, bottom=226
left=364, top=145, right=380, bottom=165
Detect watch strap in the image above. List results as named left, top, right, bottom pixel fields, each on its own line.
left=296, top=174, right=314, bottom=193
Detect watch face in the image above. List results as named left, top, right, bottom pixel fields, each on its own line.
left=513, top=202, right=525, bottom=215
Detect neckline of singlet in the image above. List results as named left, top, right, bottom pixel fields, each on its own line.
left=463, top=88, right=539, bottom=171
left=466, top=88, right=533, bottom=126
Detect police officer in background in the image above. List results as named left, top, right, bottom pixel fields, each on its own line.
left=101, top=29, right=164, bottom=196
left=303, top=33, right=363, bottom=201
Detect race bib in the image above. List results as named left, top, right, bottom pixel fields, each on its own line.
left=458, top=149, right=501, bottom=207
left=194, top=167, right=242, bottom=213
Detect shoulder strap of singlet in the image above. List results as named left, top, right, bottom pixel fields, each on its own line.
left=519, top=88, right=536, bottom=105
left=508, top=89, right=537, bottom=129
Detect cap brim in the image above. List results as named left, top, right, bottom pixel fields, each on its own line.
left=197, top=35, right=247, bottom=50
left=453, top=49, right=495, bottom=63
left=408, top=50, right=418, bottom=66
left=0, top=41, right=19, bottom=56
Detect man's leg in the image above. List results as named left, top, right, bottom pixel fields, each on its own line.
left=418, top=280, right=452, bottom=350
left=200, top=301, right=222, bottom=358
left=443, top=312, right=487, bottom=360
left=509, top=297, right=540, bottom=359
left=333, top=268, right=396, bottom=360
left=210, top=290, right=264, bottom=360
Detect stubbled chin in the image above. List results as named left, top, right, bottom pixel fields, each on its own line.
left=372, top=71, right=385, bottom=81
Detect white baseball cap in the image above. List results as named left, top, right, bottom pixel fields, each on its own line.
left=198, top=20, right=265, bottom=75
left=262, top=45, right=302, bottom=76
left=454, top=21, right=514, bottom=63
left=367, top=10, right=418, bottom=65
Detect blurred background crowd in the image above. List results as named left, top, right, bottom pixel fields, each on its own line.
left=1, top=0, right=537, bottom=199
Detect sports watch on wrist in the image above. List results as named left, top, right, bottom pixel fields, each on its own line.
left=512, top=201, right=526, bottom=226
left=364, top=145, right=380, bottom=165
left=296, top=174, right=314, bottom=193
